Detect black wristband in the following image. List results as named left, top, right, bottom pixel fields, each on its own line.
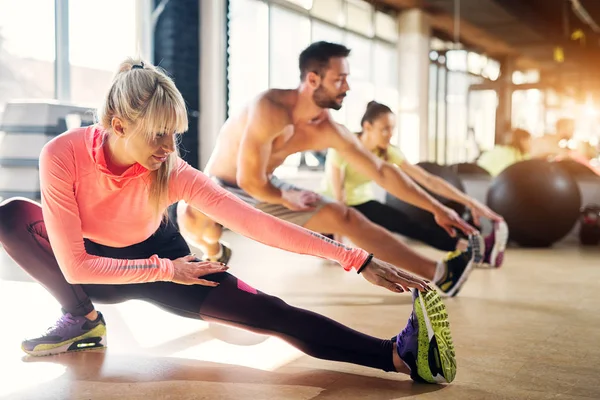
left=356, top=253, right=374, bottom=274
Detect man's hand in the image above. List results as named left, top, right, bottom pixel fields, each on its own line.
left=360, top=257, right=432, bottom=293
left=469, top=200, right=504, bottom=226
left=281, top=189, right=321, bottom=211
left=433, top=205, right=478, bottom=237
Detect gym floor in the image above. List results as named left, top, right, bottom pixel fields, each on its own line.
left=1, top=230, right=599, bottom=400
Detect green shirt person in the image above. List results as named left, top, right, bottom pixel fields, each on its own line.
left=477, top=128, right=532, bottom=176
left=323, top=144, right=406, bottom=206
left=322, top=101, right=508, bottom=268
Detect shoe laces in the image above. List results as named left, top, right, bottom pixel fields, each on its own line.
left=45, top=313, right=77, bottom=335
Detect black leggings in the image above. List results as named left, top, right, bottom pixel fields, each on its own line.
left=352, top=201, right=459, bottom=252
left=0, top=198, right=395, bottom=372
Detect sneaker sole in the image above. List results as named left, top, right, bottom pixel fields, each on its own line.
left=22, top=324, right=107, bottom=357
left=471, top=234, right=485, bottom=267
left=414, top=289, right=456, bottom=384
left=490, top=221, right=508, bottom=268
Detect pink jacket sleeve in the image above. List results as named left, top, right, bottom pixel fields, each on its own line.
left=171, top=159, right=371, bottom=271
left=39, top=141, right=174, bottom=285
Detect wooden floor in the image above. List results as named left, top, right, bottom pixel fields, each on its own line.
left=1, top=231, right=599, bottom=400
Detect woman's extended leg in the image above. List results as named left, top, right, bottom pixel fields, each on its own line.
left=352, top=200, right=462, bottom=252
left=122, top=272, right=456, bottom=383
left=0, top=198, right=455, bottom=383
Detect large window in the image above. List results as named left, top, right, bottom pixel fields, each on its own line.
left=269, top=5, right=311, bottom=89
left=312, top=20, right=345, bottom=43
left=69, top=0, right=138, bottom=107
left=428, top=63, right=438, bottom=161
left=468, top=89, right=497, bottom=156
left=512, top=89, right=545, bottom=136
left=0, top=0, right=146, bottom=123
left=227, top=0, right=269, bottom=117
left=374, top=41, right=399, bottom=143
left=344, top=32, right=374, bottom=132
left=0, top=0, right=55, bottom=119
left=446, top=70, right=470, bottom=164
left=427, top=63, right=448, bottom=164
left=427, top=48, right=499, bottom=165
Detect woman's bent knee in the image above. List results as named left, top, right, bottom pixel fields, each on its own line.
left=0, top=197, right=42, bottom=238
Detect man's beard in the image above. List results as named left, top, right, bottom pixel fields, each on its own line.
left=313, top=85, right=345, bottom=110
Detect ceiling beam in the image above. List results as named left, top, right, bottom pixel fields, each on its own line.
left=372, top=0, right=535, bottom=63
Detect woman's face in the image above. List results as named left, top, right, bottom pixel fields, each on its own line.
left=133, top=131, right=176, bottom=171
left=365, top=112, right=396, bottom=149
left=111, top=117, right=177, bottom=171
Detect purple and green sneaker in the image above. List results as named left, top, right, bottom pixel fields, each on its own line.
left=484, top=220, right=508, bottom=268
left=21, top=312, right=107, bottom=357
left=396, top=289, right=456, bottom=384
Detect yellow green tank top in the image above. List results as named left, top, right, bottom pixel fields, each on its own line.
left=476, top=145, right=529, bottom=176
left=321, top=145, right=405, bottom=206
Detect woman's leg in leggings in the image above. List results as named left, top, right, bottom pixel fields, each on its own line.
left=0, top=198, right=397, bottom=373
left=352, top=201, right=460, bottom=252
left=124, top=274, right=397, bottom=372
left=0, top=198, right=98, bottom=316
left=0, top=198, right=151, bottom=317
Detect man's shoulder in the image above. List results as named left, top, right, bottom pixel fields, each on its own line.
left=254, top=89, right=294, bottom=113
left=315, top=118, right=358, bottom=147
left=241, top=90, right=299, bottom=141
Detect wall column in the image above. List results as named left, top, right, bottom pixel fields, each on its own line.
left=396, top=9, right=431, bottom=163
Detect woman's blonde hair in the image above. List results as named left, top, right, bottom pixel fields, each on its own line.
left=97, top=57, right=188, bottom=216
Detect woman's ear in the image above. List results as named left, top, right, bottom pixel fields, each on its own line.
left=111, top=117, right=126, bottom=137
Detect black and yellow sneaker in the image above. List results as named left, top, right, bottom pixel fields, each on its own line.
left=436, top=235, right=482, bottom=297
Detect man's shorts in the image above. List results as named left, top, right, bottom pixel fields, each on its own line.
left=211, top=175, right=333, bottom=227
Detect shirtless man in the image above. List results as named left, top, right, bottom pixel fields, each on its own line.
left=172, top=41, right=494, bottom=296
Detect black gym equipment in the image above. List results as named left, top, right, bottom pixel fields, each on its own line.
left=449, top=162, right=491, bottom=177
left=486, top=159, right=582, bottom=247
left=579, top=204, right=600, bottom=246
left=153, top=0, right=200, bottom=168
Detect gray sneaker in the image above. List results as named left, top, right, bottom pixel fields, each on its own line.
left=21, top=312, right=107, bottom=356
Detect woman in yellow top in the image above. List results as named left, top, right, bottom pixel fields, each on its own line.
left=323, top=101, right=508, bottom=268
left=477, top=128, right=532, bottom=176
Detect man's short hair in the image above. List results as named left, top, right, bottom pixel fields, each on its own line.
left=299, top=41, right=351, bottom=80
